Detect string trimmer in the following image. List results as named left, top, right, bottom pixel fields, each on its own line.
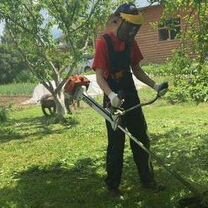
left=65, top=76, right=208, bottom=207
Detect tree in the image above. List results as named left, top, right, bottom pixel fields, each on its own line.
left=0, top=0, right=126, bottom=119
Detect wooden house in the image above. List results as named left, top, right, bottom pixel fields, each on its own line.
left=137, top=4, right=183, bottom=64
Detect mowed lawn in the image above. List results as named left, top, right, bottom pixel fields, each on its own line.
left=0, top=91, right=208, bottom=208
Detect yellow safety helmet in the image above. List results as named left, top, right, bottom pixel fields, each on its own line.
left=114, top=3, right=144, bottom=25
left=120, top=12, right=144, bottom=25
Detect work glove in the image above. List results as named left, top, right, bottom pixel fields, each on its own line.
left=153, top=82, right=169, bottom=96
left=108, top=91, right=122, bottom=108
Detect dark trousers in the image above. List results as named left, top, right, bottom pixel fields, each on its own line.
left=104, top=94, right=154, bottom=189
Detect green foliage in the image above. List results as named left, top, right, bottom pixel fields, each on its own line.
left=0, top=44, right=33, bottom=84
left=143, top=63, right=172, bottom=76
left=167, top=50, right=208, bottom=103
left=188, top=71, right=208, bottom=102
left=15, top=70, right=37, bottom=83
left=171, top=51, right=192, bottom=75
left=0, top=24, right=37, bottom=83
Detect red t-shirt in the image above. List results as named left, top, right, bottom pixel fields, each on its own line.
left=92, top=32, right=143, bottom=79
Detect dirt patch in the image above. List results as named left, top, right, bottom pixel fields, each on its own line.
left=0, top=96, right=32, bottom=107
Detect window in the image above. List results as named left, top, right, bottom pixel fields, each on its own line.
left=158, top=18, right=181, bottom=41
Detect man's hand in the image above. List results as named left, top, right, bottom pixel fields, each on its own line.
left=108, top=91, right=122, bottom=108
left=154, top=82, right=169, bottom=96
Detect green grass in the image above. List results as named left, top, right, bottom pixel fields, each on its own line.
left=0, top=89, right=208, bottom=208
left=0, top=83, right=37, bottom=96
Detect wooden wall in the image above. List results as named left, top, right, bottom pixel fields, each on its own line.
left=136, top=5, right=181, bottom=64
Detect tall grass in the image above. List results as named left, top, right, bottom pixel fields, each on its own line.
left=0, top=83, right=37, bottom=96
left=0, top=106, right=10, bottom=122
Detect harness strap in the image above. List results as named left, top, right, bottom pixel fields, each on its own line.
left=103, top=34, right=131, bottom=79
left=103, top=34, right=114, bottom=72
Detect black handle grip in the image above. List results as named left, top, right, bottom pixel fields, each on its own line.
left=158, top=82, right=169, bottom=91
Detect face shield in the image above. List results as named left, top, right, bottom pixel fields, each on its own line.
left=117, top=21, right=141, bottom=42
left=117, top=12, right=144, bottom=43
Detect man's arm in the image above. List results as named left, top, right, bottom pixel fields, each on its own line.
left=95, top=68, right=122, bottom=107
left=132, top=64, right=169, bottom=96
left=95, top=68, right=112, bottom=96
left=132, top=64, right=155, bottom=89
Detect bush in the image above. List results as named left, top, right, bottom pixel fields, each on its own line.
left=167, top=51, right=208, bottom=103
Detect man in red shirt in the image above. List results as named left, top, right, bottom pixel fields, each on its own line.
left=92, top=3, right=168, bottom=198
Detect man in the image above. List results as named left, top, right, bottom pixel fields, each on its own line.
left=92, top=3, right=168, bottom=198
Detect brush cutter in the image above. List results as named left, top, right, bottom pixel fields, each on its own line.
left=64, top=75, right=208, bottom=207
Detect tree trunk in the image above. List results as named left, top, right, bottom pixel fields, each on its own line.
left=54, top=91, right=67, bottom=120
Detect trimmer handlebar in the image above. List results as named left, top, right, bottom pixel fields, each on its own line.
left=114, top=82, right=169, bottom=116
left=113, top=93, right=160, bottom=116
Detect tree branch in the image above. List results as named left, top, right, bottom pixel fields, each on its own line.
left=22, top=3, right=59, bottom=76
left=7, top=21, right=56, bottom=94
left=70, top=0, right=100, bottom=33
left=54, top=67, right=74, bottom=95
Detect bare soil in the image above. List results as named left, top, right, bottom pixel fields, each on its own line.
left=0, top=96, right=32, bottom=107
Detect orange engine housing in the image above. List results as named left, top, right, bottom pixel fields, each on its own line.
left=64, top=75, right=90, bottom=95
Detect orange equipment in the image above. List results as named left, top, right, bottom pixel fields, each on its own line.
left=64, top=75, right=90, bottom=95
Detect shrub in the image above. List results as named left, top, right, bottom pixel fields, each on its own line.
left=167, top=51, right=208, bottom=103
